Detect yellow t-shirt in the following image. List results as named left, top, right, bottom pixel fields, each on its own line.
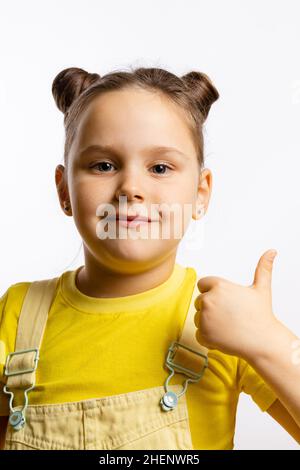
left=0, top=263, right=278, bottom=450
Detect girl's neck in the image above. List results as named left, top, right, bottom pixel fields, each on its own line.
left=75, top=252, right=178, bottom=299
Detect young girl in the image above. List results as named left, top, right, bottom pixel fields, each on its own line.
left=0, top=66, right=299, bottom=450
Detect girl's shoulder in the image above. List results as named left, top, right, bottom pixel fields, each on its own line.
left=0, top=281, right=32, bottom=312
left=0, top=274, right=60, bottom=311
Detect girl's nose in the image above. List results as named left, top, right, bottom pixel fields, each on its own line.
left=115, top=174, right=144, bottom=202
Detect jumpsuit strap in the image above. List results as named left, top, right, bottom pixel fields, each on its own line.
left=3, top=277, right=59, bottom=429
left=178, top=275, right=209, bottom=355
left=160, top=275, right=209, bottom=411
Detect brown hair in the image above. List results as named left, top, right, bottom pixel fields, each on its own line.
left=52, top=66, right=219, bottom=171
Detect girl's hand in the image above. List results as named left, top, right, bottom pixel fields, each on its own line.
left=194, top=249, right=280, bottom=360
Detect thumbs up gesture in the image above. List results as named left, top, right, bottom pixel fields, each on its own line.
left=194, top=249, right=280, bottom=361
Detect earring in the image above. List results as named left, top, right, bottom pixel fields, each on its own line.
left=63, top=201, right=71, bottom=212
left=197, top=206, right=205, bottom=217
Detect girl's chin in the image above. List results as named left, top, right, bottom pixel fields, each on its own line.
left=101, top=239, right=165, bottom=260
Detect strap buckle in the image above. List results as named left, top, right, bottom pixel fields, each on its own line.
left=4, top=348, right=39, bottom=377
left=3, top=348, right=39, bottom=431
left=166, top=341, right=208, bottom=380
left=160, top=341, right=208, bottom=412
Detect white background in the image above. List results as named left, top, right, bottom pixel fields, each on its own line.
left=0, top=0, right=299, bottom=449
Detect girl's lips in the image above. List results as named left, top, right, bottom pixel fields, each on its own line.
left=117, top=214, right=151, bottom=222
left=117, top=218, right=152, bottom=228
left=105, top=214, right=160, bottom=227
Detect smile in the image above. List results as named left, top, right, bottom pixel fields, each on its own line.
left=117, top=218, right=151, bottom=228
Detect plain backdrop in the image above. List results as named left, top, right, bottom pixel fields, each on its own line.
left=0, top=0, right=299, bottom=449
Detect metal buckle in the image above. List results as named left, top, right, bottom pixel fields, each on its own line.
left=165, top=341, right=208, bottom=380
left=4, top=348, right=40, bottom=377
left=160, top=341, right=208, bottom=412
left=3, top=348, right=39, bottom=431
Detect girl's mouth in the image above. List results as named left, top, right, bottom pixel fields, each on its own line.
left=117, top=218, right=150, bottom=228
left=105, top=212, right=160, bottom=228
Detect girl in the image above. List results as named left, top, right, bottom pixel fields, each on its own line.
left=0, top=66, right=299, bottom=450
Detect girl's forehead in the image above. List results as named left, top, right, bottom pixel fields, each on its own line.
left=83, top=87, right=188, bottom=123
left=75, top=90, right=194, bottom=150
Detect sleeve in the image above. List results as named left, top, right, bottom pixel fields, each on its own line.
left=237, top=356, right=278, bottom=412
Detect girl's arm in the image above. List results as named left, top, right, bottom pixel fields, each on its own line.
left=246, top=319, right=300, bottom=437
left=267, top=398, right=300, bottom=444
left=194, top=250, right=300, bottom=439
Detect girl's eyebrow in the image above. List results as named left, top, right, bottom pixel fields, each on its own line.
left=78, top=144, right=188, bottom=159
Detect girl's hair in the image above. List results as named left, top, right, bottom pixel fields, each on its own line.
left=52, top=66, right=219, bottom=171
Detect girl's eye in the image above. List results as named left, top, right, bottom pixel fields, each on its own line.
left=91, top=161, right=116, bottom=172
left=151, top=163, right=172, bottom=175
left=90, top=162, right=173, bottom=175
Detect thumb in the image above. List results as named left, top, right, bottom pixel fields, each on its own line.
left=252, top=249, right=277, bottom=290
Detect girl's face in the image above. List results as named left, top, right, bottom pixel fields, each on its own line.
left=55, top=88, right=212, bottom=273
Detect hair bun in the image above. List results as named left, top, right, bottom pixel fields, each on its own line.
left=51, top=67, right=101, bottom=114
left=181, top=71, right=219, bottom=122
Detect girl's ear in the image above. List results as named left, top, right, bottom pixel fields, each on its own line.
left=192, top=168, right=212, bottom=220
left=55, top=164, right=71, bottom=215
